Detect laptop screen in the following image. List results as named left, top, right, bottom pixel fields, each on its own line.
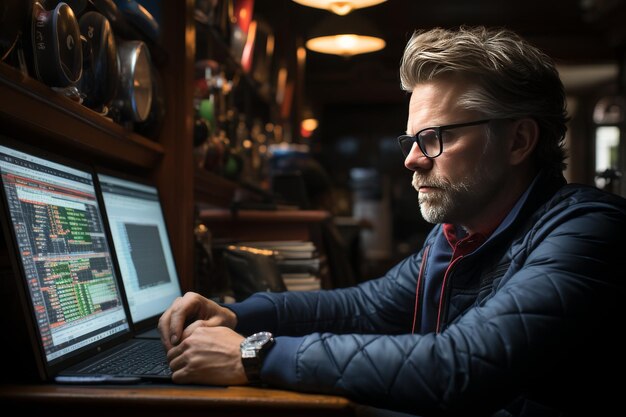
left=0, top=144, right=130, bottom=365
left=96, top=173, right=181, bottom=325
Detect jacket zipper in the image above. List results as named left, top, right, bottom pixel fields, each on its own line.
left=411, top=245, right=429, bottom=334
left=435, top=255, right=463, bottom=333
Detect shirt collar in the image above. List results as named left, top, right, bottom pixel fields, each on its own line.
left=443, top=172, right=542, bottom=254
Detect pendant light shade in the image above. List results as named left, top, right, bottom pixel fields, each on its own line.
left=292, top=0, right=387, bottom=16
left=305, top=13, right=385, bottom=56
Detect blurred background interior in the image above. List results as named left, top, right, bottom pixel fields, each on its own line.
left=235, top=0, right=626, bottom=280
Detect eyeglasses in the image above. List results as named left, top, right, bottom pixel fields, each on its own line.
left=397, top=119, right=494, bottom=158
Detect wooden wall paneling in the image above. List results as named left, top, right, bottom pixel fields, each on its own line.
left=156, top=0, right=197, bottom=292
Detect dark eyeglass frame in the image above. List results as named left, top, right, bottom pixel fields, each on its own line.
left=397, top=119, right=494, bottom=158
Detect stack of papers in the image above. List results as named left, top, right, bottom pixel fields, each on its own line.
left=237, top=240, right=322, bottom=291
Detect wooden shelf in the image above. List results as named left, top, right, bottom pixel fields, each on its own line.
left=0, top=63, right=164, bottom=169
left=199, top=208, right=331, bottom=223
left=198, top=208, right=330, bottom=243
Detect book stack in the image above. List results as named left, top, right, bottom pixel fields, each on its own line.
left=238, top=240, right=322, bottom=292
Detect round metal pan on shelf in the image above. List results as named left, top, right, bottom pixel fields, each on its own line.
left=30, top=1, right=83, bottom=87
left=112, top=39, right=153, bottom=123
left=78, top=10, right=119, bottom=111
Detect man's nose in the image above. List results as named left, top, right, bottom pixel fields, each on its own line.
left=404, top=145, right=434, bottom=171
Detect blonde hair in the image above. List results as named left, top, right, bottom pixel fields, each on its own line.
left=400, top=26, right=568, bottom=173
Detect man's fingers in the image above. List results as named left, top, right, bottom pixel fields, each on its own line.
left=180, top=320, right=206, bottom=342
left=159, top=292, right=213, bottom=350
left=158, top=296, right=188, bottom=349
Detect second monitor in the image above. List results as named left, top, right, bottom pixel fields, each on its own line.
left=96, top=171, right=182, bottom=338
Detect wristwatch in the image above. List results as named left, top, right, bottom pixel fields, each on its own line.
left=240, top=331, right=275, bottom=383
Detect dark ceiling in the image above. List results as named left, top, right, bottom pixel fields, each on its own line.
left=254, top=0, right=626, bottom=107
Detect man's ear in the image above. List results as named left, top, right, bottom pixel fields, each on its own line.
left=508, top=118, right=539, bottom=166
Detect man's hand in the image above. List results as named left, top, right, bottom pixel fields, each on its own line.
left=158, top=291, right=237, bottom=351
left=166, top=326, right=248, bottom=385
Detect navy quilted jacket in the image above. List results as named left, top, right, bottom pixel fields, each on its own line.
left=229, top=172, right=626, bottom=416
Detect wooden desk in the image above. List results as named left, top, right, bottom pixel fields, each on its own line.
left=0, top=384, right=356, bottom=417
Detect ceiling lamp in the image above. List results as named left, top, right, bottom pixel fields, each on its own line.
left=305, top=14, right=385, bottom=57
left=292, top=0, right=387, bottom=16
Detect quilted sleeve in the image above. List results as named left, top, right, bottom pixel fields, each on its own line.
left=261, top=201, right=626, bottom=415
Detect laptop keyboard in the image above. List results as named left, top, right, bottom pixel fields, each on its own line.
left=80, top=339, right=172, bottom=377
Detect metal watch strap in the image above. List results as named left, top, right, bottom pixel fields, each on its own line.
left=240, top=331, right=274, bottom=383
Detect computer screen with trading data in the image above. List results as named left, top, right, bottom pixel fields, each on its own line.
left=97, top=172, right=181, bottom=327
left=0, top=144, right=129, bottom=365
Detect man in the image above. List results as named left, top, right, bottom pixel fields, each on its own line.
left=159, top=26, right=626, bottom=416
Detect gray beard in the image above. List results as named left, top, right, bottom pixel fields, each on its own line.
left=412, top=163, right=507, bottom=225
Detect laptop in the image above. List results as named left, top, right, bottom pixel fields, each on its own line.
left=0, top=138, right=171, bottom=383
left=94, top=169, right=182, bottom=339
